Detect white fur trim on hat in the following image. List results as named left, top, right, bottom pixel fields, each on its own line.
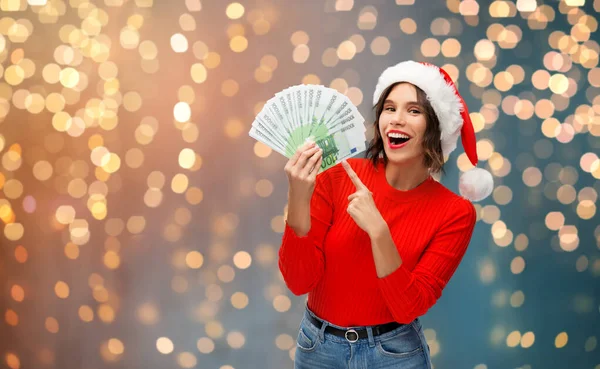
left=459, top=167, right=494, bottom=202
left=373, top=61, right=463, bottom=159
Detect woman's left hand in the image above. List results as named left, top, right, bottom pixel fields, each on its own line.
left=342, top=160, right=386, bottom=237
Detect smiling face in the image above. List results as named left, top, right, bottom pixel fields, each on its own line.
left=366, top=81, right=445, bottom=173
left=377, top=83, right=428, bottom=167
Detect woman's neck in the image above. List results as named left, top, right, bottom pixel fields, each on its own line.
left=384, top=159, right=430, bottom=191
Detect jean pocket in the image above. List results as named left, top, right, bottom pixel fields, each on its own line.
left=376, top=325, right=423, bottom=358
left=296, top=321, right=320, bottom=352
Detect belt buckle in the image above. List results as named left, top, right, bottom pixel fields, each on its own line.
left=345, top=329, right=359, bottom=343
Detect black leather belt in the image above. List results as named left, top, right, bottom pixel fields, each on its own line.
left=306, top=313, right=404, bottom=343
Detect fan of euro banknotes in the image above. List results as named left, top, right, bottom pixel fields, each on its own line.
left=249, top=84, right=367, bottom=173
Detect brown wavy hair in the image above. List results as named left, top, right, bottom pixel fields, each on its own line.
left=365, top=82, right=446, bottom=175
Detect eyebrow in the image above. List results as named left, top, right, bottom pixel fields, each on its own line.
left=383, top=99, right=421, bottom=106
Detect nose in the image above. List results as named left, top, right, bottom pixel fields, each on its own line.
left=389, top=117, right=406, bottom=126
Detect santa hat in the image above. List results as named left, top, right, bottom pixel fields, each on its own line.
left=373, top=60, right=494, bottom=202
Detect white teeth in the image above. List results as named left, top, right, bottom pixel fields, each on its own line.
left=387, top=132, right=410, bottom=139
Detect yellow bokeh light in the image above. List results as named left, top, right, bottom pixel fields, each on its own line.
left=156, top=337, right=174, bottom=354
left=171, top=33, right=188, bottom=53
left=45, top=317, right=59, bottom=333
left=254, top=142, right=272, bottom=158
left=510, top=290, right=525, bottom=308
left=185, top=187, right=203, bottom=205
left=474, top=39, right=496, bottom=61
left=421, top=38, right=441, bottom=58
left=555, top=332, right=568, bottom=348
left=506, top=331, right=521, bottom=347
left=102, top=153, right=121, bottom=173
left=10, top=285, right=24, bottom=302
left=107, top=338, right=124, bottom=355
left=4, top=222, right=24, bottom=241
left=98, top=304, right=116, bottom=323
left=288, top=44, right=307, bottom=64
left=545, top=211, right=565, bottom=231
left=231, top=292, right=249, bottom=309
left=399, top=18, right=417, bottom=34
left=171, top=173, right=189, bottom=194
left=185, top=251, right=204, bottom=269
left=4, top=65, right=25, bottom=86
left=65, top=242, right=80, bottom=259
left=370, top=36, right=390, bottom=55
left=139, top=40, right=158, bottom=60
left=79, top=305, right=94, bottom=322
left=104, top=251, right=121, bottom=269
left=59, top=67, right=80, bottom=88
left=54, top=281, right=70, bottom=299
left=521, top=332, right=535, bottom=348
left=322, top=47, right=339, bottom=67
left=174, top=102, right=191, bottom=122
left=273, top=295, right=291, bottom=312
left=226, top=2, right=245, bottom=19
left=177, top=352, right=197, bottom=368
left=204, top=52, right=221, bottom=69
left=55, top=205, right=76, bottom=224
left=178, top=148, right=196, bottom=169
left=291, top=31, right=309, bottom=46
left=196, top=337, right=215, bottom=353
left=88, top=135, right=104, bottom=150
left=230, top=36, right=248, bottom=52
left=357, top=6, right=378, bottom=30
left=179, top=13, right=196, bottom=31
left=3, top=179, right=23, bottom=199
left=576, top=200, right=596, bottom=220
left=549, top=73, right=569, bottom=94
left=233, top=251, right=252, bottom=269
left=441, top=38, right=461, bottom=57
left=510, top=256, right=526, bottom=274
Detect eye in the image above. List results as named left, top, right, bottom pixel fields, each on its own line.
left=384, top=106, right=395, bottom=111
left=409, top=108, right=421, bottom=114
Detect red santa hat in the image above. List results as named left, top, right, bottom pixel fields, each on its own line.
left=373, top=60, right=494, bottom=202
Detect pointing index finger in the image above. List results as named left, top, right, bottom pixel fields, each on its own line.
left=342, top=160, right=367, bottom=191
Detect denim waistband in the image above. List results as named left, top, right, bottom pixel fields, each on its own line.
left=303, top=305, right=420, bottom=345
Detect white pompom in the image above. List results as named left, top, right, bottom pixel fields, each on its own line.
left=459, top=167, right=494, bottom=202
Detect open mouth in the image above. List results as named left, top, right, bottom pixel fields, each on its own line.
left=387, top=132, right=411, bottom=148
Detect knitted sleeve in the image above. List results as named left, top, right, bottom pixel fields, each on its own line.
left=377, top=197, right=477, bottom=323
left=278, top=170, right=334, bottom=295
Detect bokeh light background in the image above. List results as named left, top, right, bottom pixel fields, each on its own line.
left=1, top=0, right=599, bottom=368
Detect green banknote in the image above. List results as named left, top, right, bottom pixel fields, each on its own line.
left=250, top=84, right=367, bottom=173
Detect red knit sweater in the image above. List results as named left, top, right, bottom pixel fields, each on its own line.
left=278, top=158, right=477, bottom=327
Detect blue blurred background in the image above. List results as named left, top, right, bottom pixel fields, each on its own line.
left=0, top=0, right=599, bottom=368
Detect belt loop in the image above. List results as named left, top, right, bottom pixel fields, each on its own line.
left=318, top=320, right=327, bottom=343
left=410, top=319, right=419, bottom=333
left=367, top=327, right=375, bottom=347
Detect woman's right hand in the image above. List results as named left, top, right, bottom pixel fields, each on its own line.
left=284, top=141, right=323, bottom=237
left=284, top=141, right=323, bottom=204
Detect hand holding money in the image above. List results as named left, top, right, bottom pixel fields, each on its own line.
left=285, top=140, right=323, bottom=200
left=249, top=84, right=367, bottom=175
left=284, top=141, right=323, bottom=237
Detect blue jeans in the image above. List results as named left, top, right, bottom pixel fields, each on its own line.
left=294, top=307, right=432, bottom=369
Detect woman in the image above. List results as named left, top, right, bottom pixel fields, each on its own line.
left=279, top=61, right=494, bottom=369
